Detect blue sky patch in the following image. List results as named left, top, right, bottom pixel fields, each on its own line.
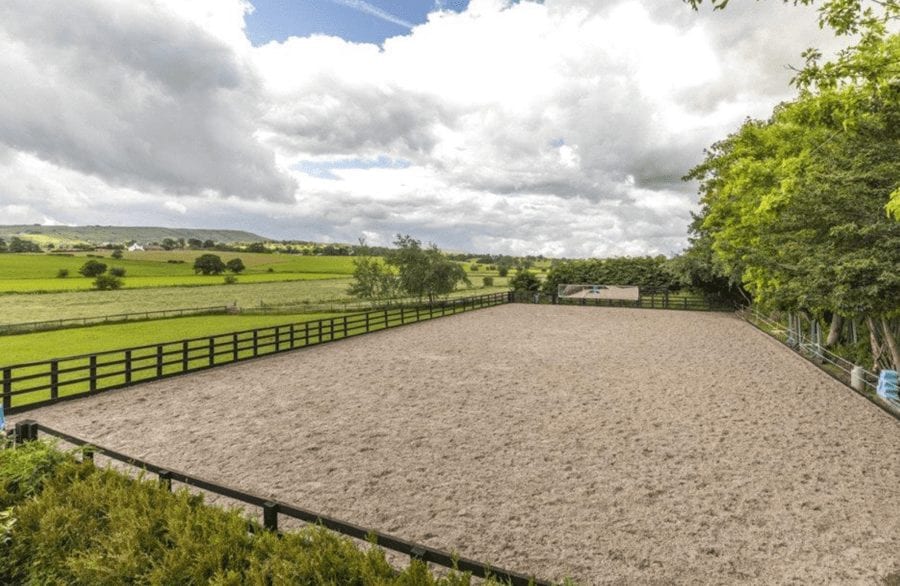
left=295, top=156, right=412, bottom=179
left=246, top=0, right=470, bottom=46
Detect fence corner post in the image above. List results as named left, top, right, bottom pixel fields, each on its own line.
left=263, top=501, right=279, bottom=531
left=15, top=420, right=38, bottom=444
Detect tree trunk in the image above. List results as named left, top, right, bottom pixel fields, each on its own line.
left=866, top=315, right=885, bottom=371
left=825, top=314, right=843, bottom=347
left=880, top=316, right=900, bottom=371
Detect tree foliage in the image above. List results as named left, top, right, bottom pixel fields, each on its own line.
left=509, top=270, right=541, bottom=292
left=385, top=235, right=470, bottom=303
left=93, top=274, right=123, bottom=290
left=683, top=25, right=900, bottom=368
left=78, top=260, right=107, bottom=278
left=225, top=258, right=245, bottom=274
left=349, top=236, right=470, bottom=304
left=543, top=256, right=678, bottom=294
left=193, top=254, right=226, bottom=275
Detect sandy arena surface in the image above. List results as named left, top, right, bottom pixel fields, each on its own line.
left=15, top=305, right=899, bottom=584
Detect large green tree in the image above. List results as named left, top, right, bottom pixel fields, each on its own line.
left=385, top=235, right=470, bottom=303
left=685, top=30, right=900, bottom=368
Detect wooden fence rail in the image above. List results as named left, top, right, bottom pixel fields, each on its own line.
left=0, top=305, right=231, bottom=335
left=2, top=292, right=510, bottom=414
left=12, top=420, right=549, bottom=586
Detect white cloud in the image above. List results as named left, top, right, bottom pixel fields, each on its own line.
left=0, top=0, right=846, bottom=256
left=164, top=201, right=188, bottom=215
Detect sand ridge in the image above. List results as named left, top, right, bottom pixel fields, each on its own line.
left=15, top=304, right=900, bottom=584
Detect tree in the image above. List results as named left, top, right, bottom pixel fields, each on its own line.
left=684, top=0, right=898, bottom=37
left=193, top=254, right=226, bottom=275
left=188, top=238, right=203, bottom=249
left=0, top=238, right=6, bottom=253
left=510, top=270, right=541, bottom=292
left=8, top=237, right=41, bottom=253
left=348, top=240, right=399, bottom=303
left=683, top=32, right=900, bottom=369
left=203, top=239, right=215, bottom=249
left=111, top=249, right=123, bottom=259
left=93, top=274, right=123, bottom=290
left=225, top=258, right=245, bottom=274
left=109, top=267, right=126, bottom=277
left=385, top=235, right=470, bottom=303
left=78, top=260, right=107, bottom=277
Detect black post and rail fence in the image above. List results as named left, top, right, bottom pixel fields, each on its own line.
left=10, top=420, right=549, bottom=586
left=1, top=292, right=509, bottom=414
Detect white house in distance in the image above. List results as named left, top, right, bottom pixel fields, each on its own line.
left=127, top=243, right=145, bottom=252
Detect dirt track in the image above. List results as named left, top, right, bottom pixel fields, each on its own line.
left=15, top=305, right=900, bottom=584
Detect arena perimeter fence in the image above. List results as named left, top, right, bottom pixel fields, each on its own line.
left=1, top=292, right=509, bottom=414
left=9, top=421, right=550, bottom=586
left=511, top=290, right=736, bottom=312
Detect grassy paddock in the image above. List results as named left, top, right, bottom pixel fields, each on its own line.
left=0, top=253, right=357, bottom=293
left=0, top=279, right=355, bottom=323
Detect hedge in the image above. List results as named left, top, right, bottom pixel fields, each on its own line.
left=0, top=441, right=519, bottom=585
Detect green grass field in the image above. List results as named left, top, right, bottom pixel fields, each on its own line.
left=0, top=253, right=357, bottom=293
left=0, top=279, right=357, bottom=323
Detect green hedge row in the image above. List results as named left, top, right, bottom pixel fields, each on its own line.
left=0, top=441, right=523, bottom=585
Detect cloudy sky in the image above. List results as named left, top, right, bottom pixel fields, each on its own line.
left=0, top=0, right=844, bottom=256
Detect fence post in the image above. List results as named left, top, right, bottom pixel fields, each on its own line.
left=182, top=341, right=189, bottom=372
left=158, top=470, right=172, bottom=492
left=365, top=312, right=370, bottom=332
left=305, top=321, right=310, bottom=346
left=330, top=318, right=335, bottom=341
left=3, top=368, right=11, bottom=413
left=253, top=330, right=259, bottom=357
left=208, top=338, right=215, bottom=366
left=50, top=360, right=59, bottom=400
left=232, top=333, right=239, bottom=361
left=263, top=502, right=279, bottom=531
left=290, top=324, right=295, bottom=348
left=89, top=355, right=98, bottom=393
left=343, top=316, right=348, bottom=338
left=14, top=420, right=37, bottom=444
left=384, top=308, right=389, bottom=327
left=318, top=320, right=323, bottom=343
left=156, top=345, right=163, bottom=377
left=125, top=350, right=132, bottom=384
left=400, top=306, right=405, bottom=324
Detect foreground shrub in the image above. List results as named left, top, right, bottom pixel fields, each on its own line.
left=0, top=442, right=517, bottom=585
left=0, top=440, right=70, bottom=509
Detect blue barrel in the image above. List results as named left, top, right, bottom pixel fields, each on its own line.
left=876, top=370, right=898, bottom=400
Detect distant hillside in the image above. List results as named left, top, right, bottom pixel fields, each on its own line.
left=0, top=225, right=269, bottom=246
